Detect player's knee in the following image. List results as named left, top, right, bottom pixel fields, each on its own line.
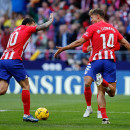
left=109, top=93, right=115, bottom=97
left=0, top=89, right=7, bottom=95
left=110, top=94, right=115, bottom=97
left=22, top=85, right=30, bottom=90
left=85, top=82, right=91, bottom=87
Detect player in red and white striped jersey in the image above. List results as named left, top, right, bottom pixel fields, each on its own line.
left=1, top=25, right=36, bottom=60
left=54, top=8, right=130, bottom=124
left=82, top=21, right=123, bottom=62
left=82, top=40, right=121, bottom=61
left=82, top=40, right=120, bottom=118
left=0, top=13, right=54, bottom=122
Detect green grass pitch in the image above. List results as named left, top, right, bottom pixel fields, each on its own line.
left=0, top=94, right=130, bottom=130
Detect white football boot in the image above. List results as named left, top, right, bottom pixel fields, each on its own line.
left=97, top=110, right=102, bottom=118
left=96, top=73, right=111, bottom=91
left=95, top=73, right=103, bottom=87
left=102, top=118, right=110, bottom=124
left=83, top=107, right=93, bottom=117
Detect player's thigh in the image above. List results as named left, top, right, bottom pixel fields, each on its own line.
left=109, top=82, right=116, bottom=90
left=7, top=60, right=29, bottom=83
left=91, top=60, right=104, bottom=81
left=19, top=78, right=30, bottom=90
left=103, top=60, right=116, bottom=82
left=84, top=63, right=94, bottom=87
left=0, top=79, right=9, bottom=95
left=97, top=84, right=105, bottom=95
left=0, top=60, right=12, bottom=83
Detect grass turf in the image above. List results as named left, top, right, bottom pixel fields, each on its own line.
left=0, top=94, right=130, bottom=130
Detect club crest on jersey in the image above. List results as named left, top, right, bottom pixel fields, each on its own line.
left=84, top=32, right=89, bottom=37
left=84, top=69, right=88, bottom=74
left=84, top=65, right=91, bottom=74
left=97, top=30, right=101, bottom=34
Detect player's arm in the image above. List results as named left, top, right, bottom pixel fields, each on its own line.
left=120, top=38, right=130, bottom=51
left=36, top=13, right=54, bottom=31
left=54, top=38, right=87, bottom=58
left=111, top=42, right=120, bottom=51
left=82, top=40, right=92, bottom=53
left=54, top=25, right=93, bottom=58
left=116, top=30, right=130, bottom=51
left=113, top=43, right=120, bottom=51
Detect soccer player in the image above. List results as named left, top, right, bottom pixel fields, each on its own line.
left=82, top=40, right=120, bottom=118
left=54, top=8, right=130, bottom=124
left=83, top=40, right=102, bottom=118
left=0, top=13, right=54, bottom=122
left=82, top=40, right=101, bottom=118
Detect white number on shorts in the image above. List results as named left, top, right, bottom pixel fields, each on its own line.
left=100, top=33, right=114, bottom=49
left=7, top=32, right=19, bottom=47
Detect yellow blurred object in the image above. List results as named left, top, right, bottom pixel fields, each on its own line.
left=4, top=19, right=11, bottom=27
left=30, top=50, right=41, bottom=61
left=15, top=19, right=23, bottom=26
left=31, top=0, right=40, bottom=4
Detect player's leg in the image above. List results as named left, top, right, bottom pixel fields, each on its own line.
left=96, top=60, right=116, bottom=97
left=0, top=79, right=9, bottom=95
left=7, top=60, right=38, bottom=122
left=103, top=82, right=116, bottom=97
left=83, top=64, right=93, bottom=117
left=83, top=76, right=93, bottom=117
left=97, top=84, right=110, bottom=124
left=97, top=93, right=102, bottom=118
left=19, top=78, right=30, bottom=115
left=0, top=60, right=11, bottom=95
left=19, top=78, right=38, bottom=122
left=91, top=60, right=110, bottom=124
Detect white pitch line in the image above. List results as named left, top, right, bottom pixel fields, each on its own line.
left=0, top=110, right=130, bottom=113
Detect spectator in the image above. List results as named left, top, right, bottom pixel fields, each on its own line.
left=0, top=0, right=12, bottom=18
left=0, top=29, right=3, bottom=49
left=24, top=38, right=36, bottom=60
left=37, top=8, right=47, bottom=24
left=45, top=40, right=55, bottom=60
left=41, top=1, right=51, bottom=19
left=3, top=15, right=12, bottom=28
left=55, top=24, right=70, bottom=47
left=74, top=26, right=86, bottom=63
left=15, top=14, right=24, bottom=27
left=35, top=30, right=48, bottom=49
left=1, top=26, right=10, bottom=50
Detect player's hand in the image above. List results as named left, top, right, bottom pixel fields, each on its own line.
left=87, top=45, right=92, bottom=52
left=54, top=46, right=64, bottom=58
left=49, top=13, right=54, bottom=23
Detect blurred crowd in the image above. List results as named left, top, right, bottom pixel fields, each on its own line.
left=0, top=0, right=130, bottom=70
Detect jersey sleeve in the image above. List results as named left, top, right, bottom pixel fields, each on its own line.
left=26, top=26, right=37, bottom=34
left=117, top=30, right=123, bottom=41
left=82, top=40, right=90, bottom=53
left=82, top=25, right=94, bottom=40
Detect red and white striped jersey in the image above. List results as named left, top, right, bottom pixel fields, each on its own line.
left=82, top=40, right=120, bottom=62
left=1, top=25, right=36, bottom=60
left=82, top=21, right=123, bottom=62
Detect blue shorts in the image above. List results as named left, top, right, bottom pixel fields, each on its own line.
left=0, top=59, right=29, bottom=83
left=84, top=63, right=94, bottom=79
left=84, top=59, right=116, bottom=82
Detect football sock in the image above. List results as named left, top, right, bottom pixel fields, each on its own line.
left=100, top=108, right=108, bottom=119
left=84, top=86, right=92, bottom=107
left=22, top=90, right=30, bottom=115
left=23, top=114, right=29, bottom=117
left=98, top=105, right=101, bottom=111
left=102, top=79, right=109, bottom=87
left=87, top=106, right=91, bottom=109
